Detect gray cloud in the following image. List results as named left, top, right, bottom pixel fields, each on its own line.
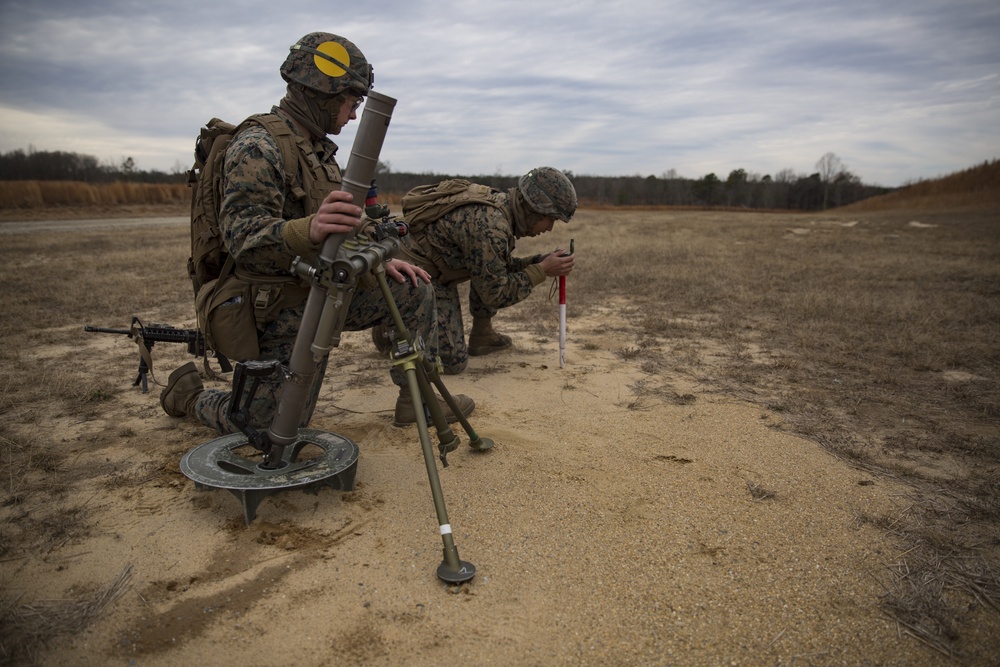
left=1, top=0, right=997, bottom=186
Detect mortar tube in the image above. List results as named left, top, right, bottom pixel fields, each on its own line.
left=264, top=91, right=398, bottom=463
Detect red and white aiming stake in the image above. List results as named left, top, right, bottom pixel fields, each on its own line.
left=559, top=239, right=574, bottom=368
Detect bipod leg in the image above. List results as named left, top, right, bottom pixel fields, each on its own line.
left=374, top=267, right=492, bottom=456
left=401, top=359, right=475, bottom=584
left=411, top=361, right=461, bottom=465
left=373, top=266, right=459, bottom=461
left=421, top=360, right=494, bottom=453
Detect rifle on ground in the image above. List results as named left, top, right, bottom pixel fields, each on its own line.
left=84, top=316, right=232, bottom=392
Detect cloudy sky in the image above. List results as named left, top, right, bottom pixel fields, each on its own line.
left=1, top=0, right=997, bottom=187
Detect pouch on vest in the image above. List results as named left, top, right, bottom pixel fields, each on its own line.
left=196, top=274, right=261, bottom=362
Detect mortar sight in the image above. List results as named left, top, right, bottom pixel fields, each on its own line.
left=368, top=218, right=406, bottom=241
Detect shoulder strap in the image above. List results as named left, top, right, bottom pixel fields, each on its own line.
left=240, top=113, right=306, bottom=200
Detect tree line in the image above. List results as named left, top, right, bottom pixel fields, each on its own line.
left=0, top=147, right=185, bottom=184
left=1, top=147, right=890, bottom=211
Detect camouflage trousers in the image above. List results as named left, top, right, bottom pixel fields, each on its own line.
left=434, top=280, right=498, bottom=375
left=194, top=278, right=437, bottom=434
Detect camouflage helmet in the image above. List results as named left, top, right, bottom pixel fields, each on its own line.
left=281, top=32, right=373, bottom=97
left=518, top=167, right=577, bottom=222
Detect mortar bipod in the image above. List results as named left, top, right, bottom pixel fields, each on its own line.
left=373, top=264, right=493, bottom=583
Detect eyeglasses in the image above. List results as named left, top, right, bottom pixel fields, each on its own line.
left=350, top=95, right=364, bottom=111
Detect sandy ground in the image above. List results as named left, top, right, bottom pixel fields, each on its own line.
left=3, top=214, right=994, bottom=666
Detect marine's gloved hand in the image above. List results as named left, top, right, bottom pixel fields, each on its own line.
left=538, top=247, right=574, bottom=277
left=310, top=190, right=363, bottom=243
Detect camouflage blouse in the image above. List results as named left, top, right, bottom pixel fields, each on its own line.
left=218, top=111, right=339, bottom=277
left=423, top=200, right=541, bottom=308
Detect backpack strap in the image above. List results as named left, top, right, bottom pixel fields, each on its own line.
left=241, top=113, right=306, bottom=201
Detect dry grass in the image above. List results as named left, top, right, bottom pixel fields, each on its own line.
left=841, top=159, right=1000, bottom=212
left=2, top=565, right=133, bottom=664
left=510, top=191, right=999, bottom=656
left=0, top=181, right=188, bottom=210
left=0, top=164, right=998, bottom=660
left=746, top=481, right=777, bottom=501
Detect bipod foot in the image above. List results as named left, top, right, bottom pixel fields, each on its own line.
left=438, top=530, right=475, bottom=583
left=438, top=557, right=476, bottom=584
left=421, top=362, right=494, bottom=453
left=179, top=428, right=359, bottom=524
left=466, top=435, right=495, bottom=452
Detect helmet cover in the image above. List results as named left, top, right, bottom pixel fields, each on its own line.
left=518, top=167, right=577, bottom=221
left=281, top=32, right=373, bottom=96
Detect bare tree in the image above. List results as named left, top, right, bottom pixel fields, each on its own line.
left=816, top=152, right=844, bottom=210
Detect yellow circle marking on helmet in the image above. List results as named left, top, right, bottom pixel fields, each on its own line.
left=314, top=41, right=350, bottom=78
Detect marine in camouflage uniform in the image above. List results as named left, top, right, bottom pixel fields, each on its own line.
left=385, top=168, right=577, bottom=374
left=161, top=32, right=474, bottom=431
left=191, top=123, right=440, bottom=433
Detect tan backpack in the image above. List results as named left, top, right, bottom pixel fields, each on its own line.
left=186, top=114, right=303, bottom=297
left=400, top=179, right=504, bottom=234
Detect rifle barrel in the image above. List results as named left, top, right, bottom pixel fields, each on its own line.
left=84, top=326, right=131, bottom=335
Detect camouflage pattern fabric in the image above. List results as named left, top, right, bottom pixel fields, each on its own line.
left=518, top=167, right=577, bottom=221
left=217, top=115, right=333, bottom=275
left=416, top=198, right=541, bottom=374
left=190, top=112, right=437, bottom=434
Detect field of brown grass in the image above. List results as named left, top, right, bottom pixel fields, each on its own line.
left=1, top=165, right=998, bottom=665
left=0, top=181, right=188, bottom=211
left=842, top=160, right=1000, bottom=212
left=1, top=159, right=996, bottom=220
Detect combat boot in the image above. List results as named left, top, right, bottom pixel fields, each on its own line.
left=468, top=316, right=512, bottom=356
left=160, top=361, right=204, bottom=418
left=393, top=387, right=475, bottom=427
